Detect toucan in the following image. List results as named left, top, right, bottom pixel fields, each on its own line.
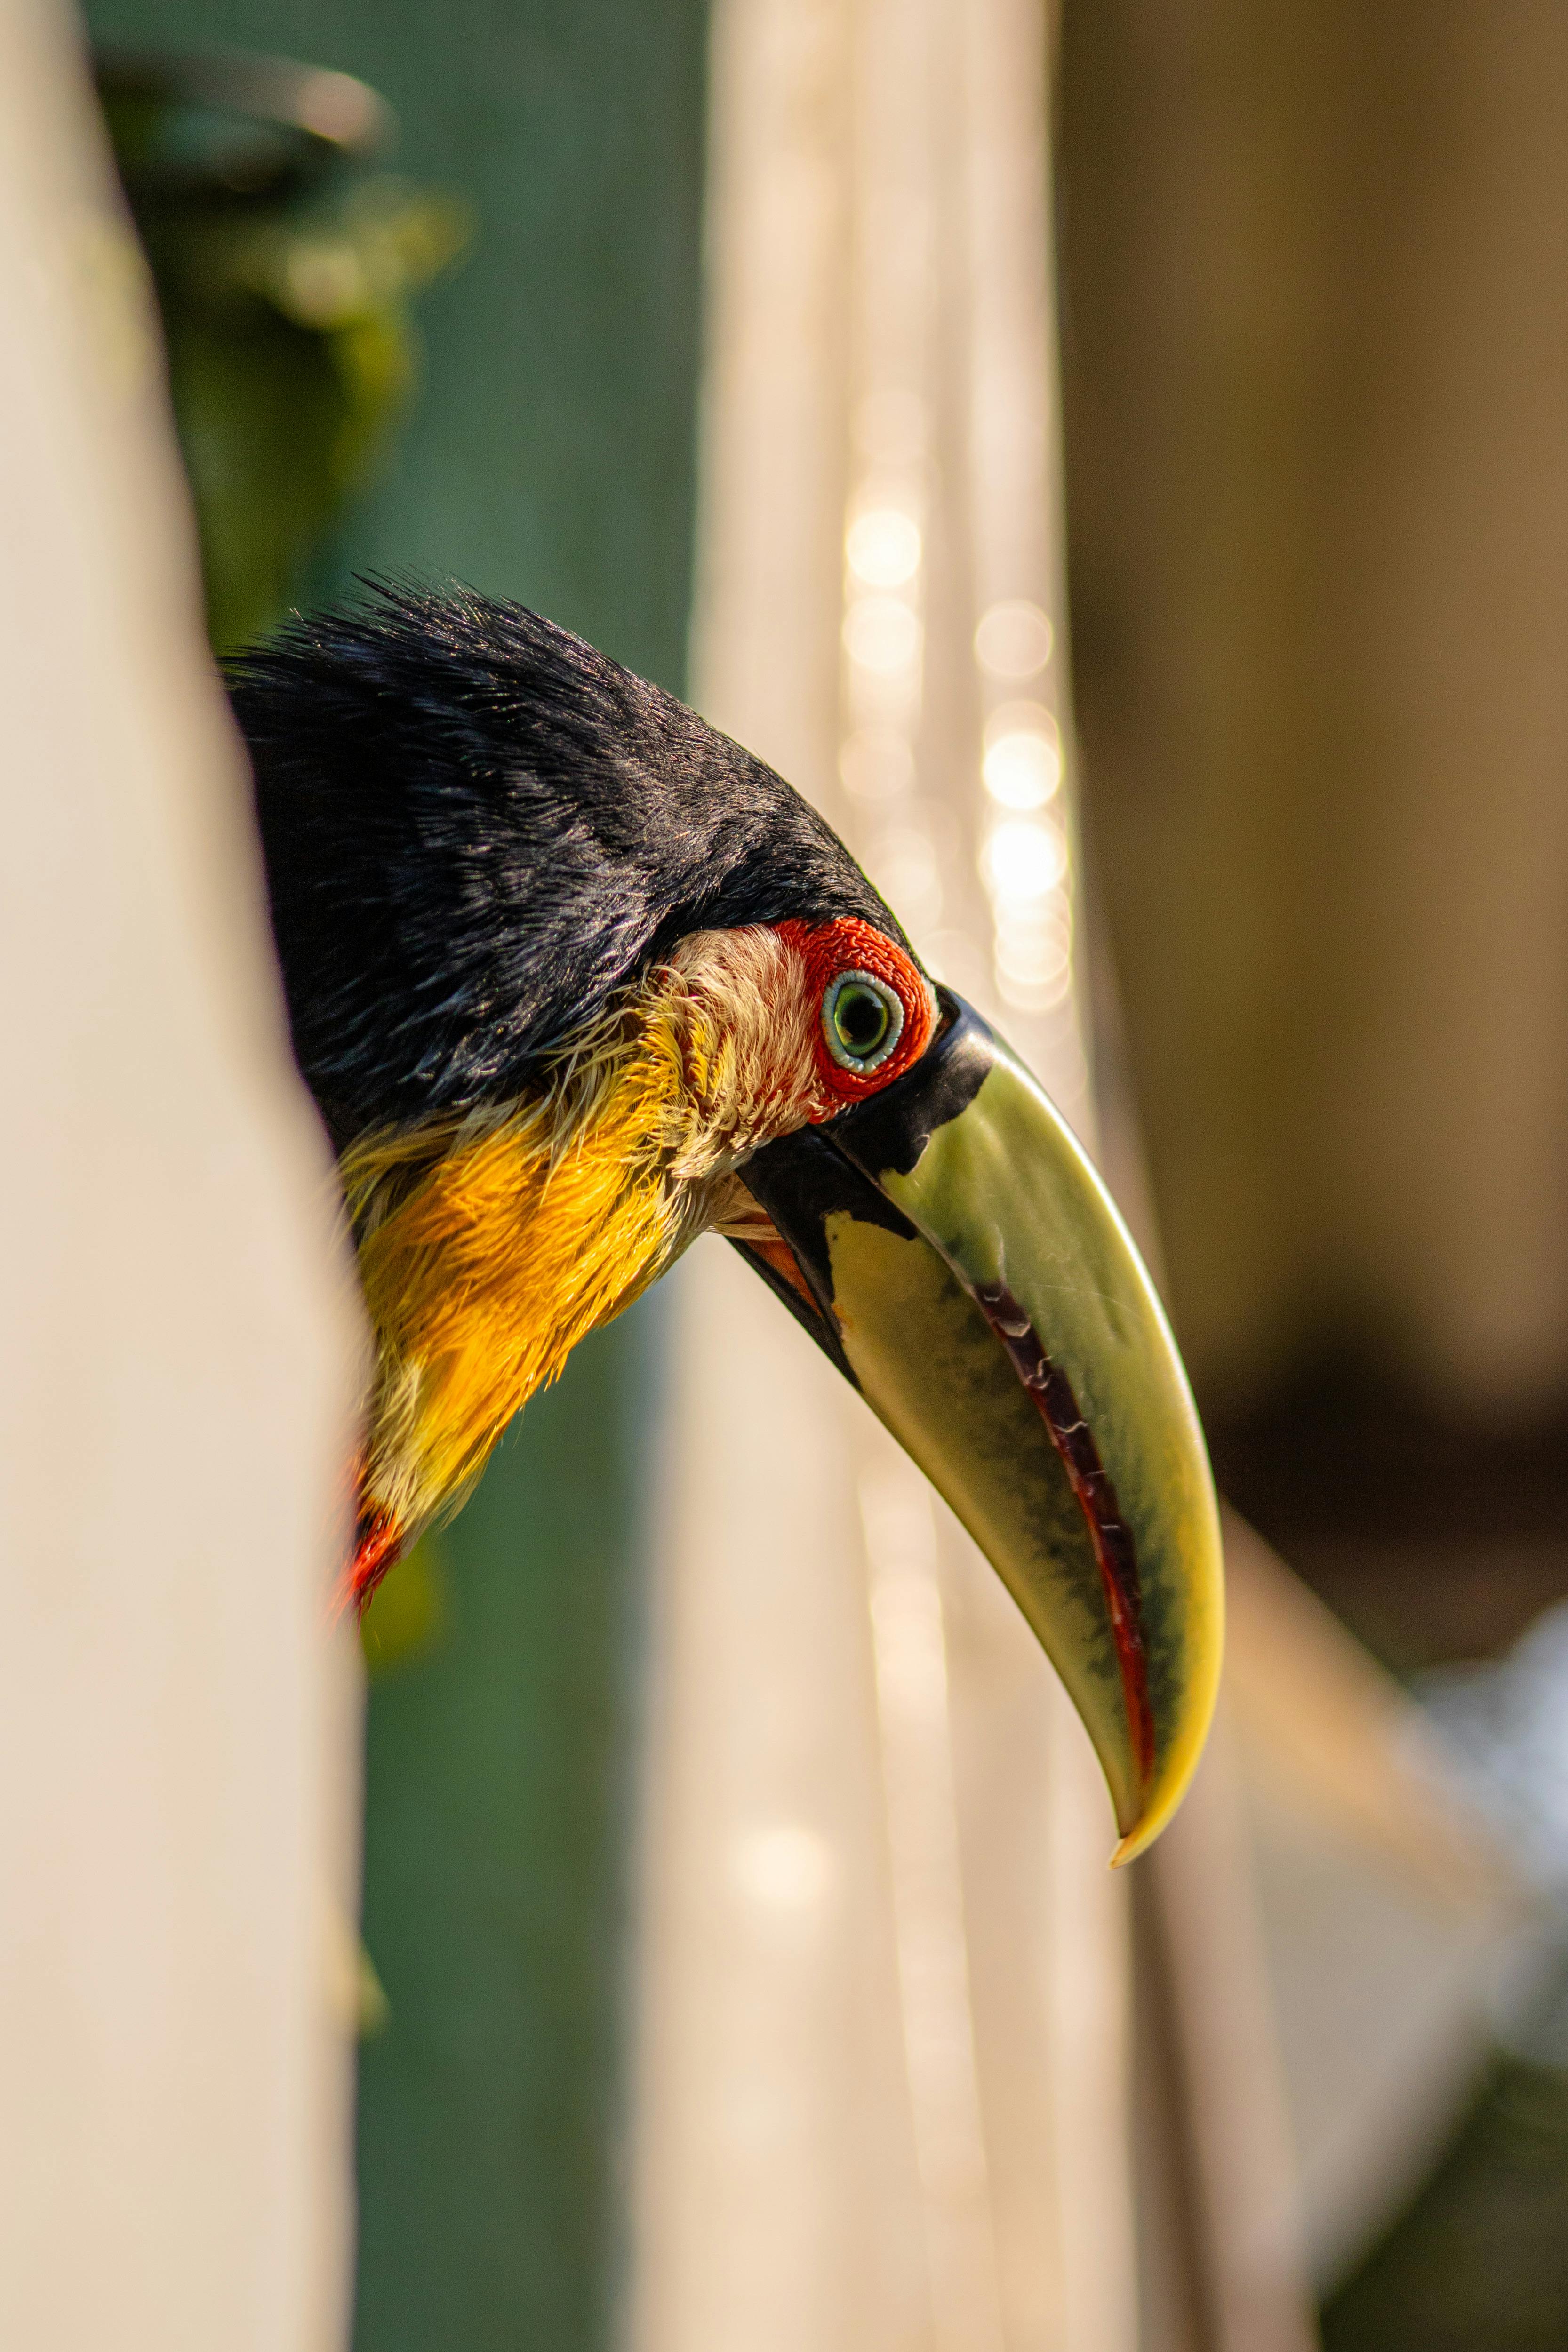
left=231, top=582, right=1223, bottom=1861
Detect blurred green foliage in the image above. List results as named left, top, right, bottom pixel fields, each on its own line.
left=99, top=54, right=467, bottom=647
left=145, top=178, right=466, bottom=649
left=361, top=1530, right=451, bottom=1680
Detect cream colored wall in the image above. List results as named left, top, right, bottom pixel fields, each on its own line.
left=1059, top=3, right=1568, bottom=1414
left=0, top=8, right=363, bottom=2345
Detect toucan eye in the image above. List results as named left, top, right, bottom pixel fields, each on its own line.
left=823, top=970, right=904, bottom=1073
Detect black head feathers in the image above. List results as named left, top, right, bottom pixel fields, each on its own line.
left=228, top=582, right=904, bottom=1145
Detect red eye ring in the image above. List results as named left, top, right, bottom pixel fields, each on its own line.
left=774, top=916, right=936, bottom=1112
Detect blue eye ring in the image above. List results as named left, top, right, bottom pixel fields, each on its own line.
left=823, top=968, right=904, bottom=1073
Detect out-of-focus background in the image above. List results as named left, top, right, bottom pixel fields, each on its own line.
left=1056, top=14, right=1568, bottom=2343
left=1059, top=6, right=1568, bottom=1672
left=13, top=1, right=1568, bottom=2347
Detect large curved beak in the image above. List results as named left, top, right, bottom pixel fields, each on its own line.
left=733, top=991, right=1223, bottom=1863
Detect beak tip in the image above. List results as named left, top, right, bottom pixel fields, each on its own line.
left=1105, top=1792, right=1181, bottom=1870
left=1103, top=1616, right=1224, bottom=1869
left=1108, top=1819, right=1160, bottom=1870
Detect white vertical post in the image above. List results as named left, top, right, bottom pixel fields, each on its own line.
left=632, top=10, right=931, bottom=2349
left=0, top=10, right=364, bottom=2348
left=633, top=2, right=1140, bottom=2349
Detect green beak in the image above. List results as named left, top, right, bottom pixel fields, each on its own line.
left=735, top=992, right=1224, bottom=1862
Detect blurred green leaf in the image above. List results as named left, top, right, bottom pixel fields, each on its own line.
left=99, top=56, right=469, bottom=648
left=360, top=1532, right=451, bottom=1678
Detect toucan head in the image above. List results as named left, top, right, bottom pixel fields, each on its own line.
left=232, top=582, right=1222, bottom=1861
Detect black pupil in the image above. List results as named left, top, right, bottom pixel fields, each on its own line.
left=835, top=982, right=891, bottom=1056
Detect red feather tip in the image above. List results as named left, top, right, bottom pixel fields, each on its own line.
left=341, top=1504, right=405, bottom=1622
